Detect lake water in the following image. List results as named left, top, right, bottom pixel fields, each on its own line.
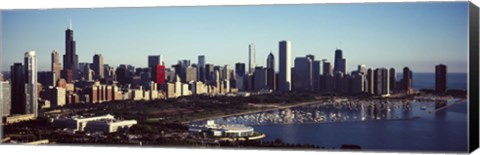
left=401, top=73, right=467, bottom=90
left=196, top=73, right=469, bottom=153
left=253, top=101, right=468, bottom=152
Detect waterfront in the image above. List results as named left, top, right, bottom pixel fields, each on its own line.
left=203, top=98, right=468, bottom=152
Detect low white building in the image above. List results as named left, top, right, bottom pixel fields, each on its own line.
left=51, top=114, right=137, bottom=133
left=84, top=119, right=137, bottom=133
left=189, top=120, right=254, bottom=137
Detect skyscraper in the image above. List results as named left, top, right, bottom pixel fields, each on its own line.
left=266, top=52, right=275, bottom=90
left=63, top=24, right=79, bottom=81
left=381, top=68, right=390, bottom=95
left=235, top=63, right=246, bottom=91
left=248, top=43, right=256, bottom=74
left=93, top=54, right=104, bottom=80
left=293, top=57, right=312, bottom=91
left=1, top=81, right=11, bottom=117
left=205, top=64, right=214, bottom=82
left=186, top=66, right=197, bottom=82
left=323, top=59, right=333, bottom=76
left=198, top=55, right=205, bottom=67
left=254, top=67, right=267, bottom=91
left=148, top=55, right=163, bottom=67
left=24, top=51, right=38, bottom=117
left=402, top=67, right=413, bottom=94
left=148, top=55, right=163, bottom=83
left=51, top=50, right=62, bottom=82
left=334, top=49, right=347, bottom=74
left=435, top=64, right=447, bottom=93
left=10, top=63, right=25, bottom=115
left=152, top=65, right=165, bottom=85
left=374, top=68, right=382, bottom=95
left=279, top=40, right=291, bottom=92
left=312, top=60, right=321, bottom=92
left=223, top=65, right=231, bottom=81
left=366, top=68, right=375, bottom=94
left=358, top=65, right=367, bottom=75
left=373, top=68, right=390, bottom=96
left=38, top=71, right=55, bottom=87
left=389, top=68, right=396, bottom=91
left=198, top=55, right=206, bottom=82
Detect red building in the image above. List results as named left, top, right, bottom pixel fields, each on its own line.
left=153, top=65, right=165, bottom=85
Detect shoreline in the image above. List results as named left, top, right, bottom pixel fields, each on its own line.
left=182, top=100, right=326, bottom=124
left=182, top=95, right=465, bottom=124
left=430, top=98, right=466, bottom=113
left=248, top=116, right=422, bottom=126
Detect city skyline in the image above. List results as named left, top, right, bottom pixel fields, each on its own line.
left=2, top=2, right=469, bottom=73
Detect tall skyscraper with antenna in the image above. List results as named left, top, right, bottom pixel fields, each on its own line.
left=63, top=21, right=79, bottom=82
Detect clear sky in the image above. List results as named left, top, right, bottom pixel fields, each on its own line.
left=1, top=2, right=469, bottom=73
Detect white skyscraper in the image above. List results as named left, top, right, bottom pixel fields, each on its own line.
left=24, top=51, right=38, bottom=118
left=248, top=43, right=256, bottom=74
left=279, top=40, right=291, bottom=92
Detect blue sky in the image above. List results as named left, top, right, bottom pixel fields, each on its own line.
left=1, top=2, right=469, bottom=73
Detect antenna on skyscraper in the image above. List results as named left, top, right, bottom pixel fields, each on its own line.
left=68, top=19, right=72, bottom=29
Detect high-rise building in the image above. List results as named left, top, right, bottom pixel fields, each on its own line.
left=312, top=60, right=321, bottom=92
left=334, top=49, right=347, bottom=74
left=93, top=54, right=104, bottom=80
left=402, top=67, right=413, bottom=94
left=389, top=68, right=396, bottom=92
left=381, top=68, right=390, bottom=96
left=235, top=63, right=246, bottom=77
left=38, top=71, right=56, bottom=87
left=198, top=55, right=205, bottom=68
left=63, top=24, right=79, bottom=81
left=435, top=64, right=447, bottom=93
left=254, top=67, right=267, bottom=91
left=334, top=71, right=344, bottom=93
left=266, top=52, right=276, bottom=90
left=366, top=68, right=375, bottom=94
left=1, top=81, right=11, bottom=117
left=223, top=65, right=231, bottom=81
left=358, top=65, right=367, bottom=75
left=235, top=63, right=246, bottom=91
left=279, top=40, right=291, bottom=92
left=152, top=65, right=166, bottom=85
left=373, top=68, right=390, bottom=96
left=186, top=66, right=197, bottom=82
left=323, top=59, right=333, bottom=76
left=24, top=51, right=38, bottom=117
left=198, top=55, right=206, bottom=82
left=175, top=60, right=191, bottom=83
left=205, top=64, right=214, bottom=82
left=148, top=55, right=163, bottom=67
left=374, top=68, right=382, bottom=95
left=293, top=57, right=313, bottom=91
left=47, top=86, right=66, bottom=108
left=11, top=63, right=26, bottom=115
left=351, top=72, right=365, bottom=94
left=51, top=50, right=62, bottom=82
left=248, top=43, right=256, bottom=74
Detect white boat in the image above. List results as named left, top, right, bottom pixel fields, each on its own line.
left=420, top=106, right=427, bottom=110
